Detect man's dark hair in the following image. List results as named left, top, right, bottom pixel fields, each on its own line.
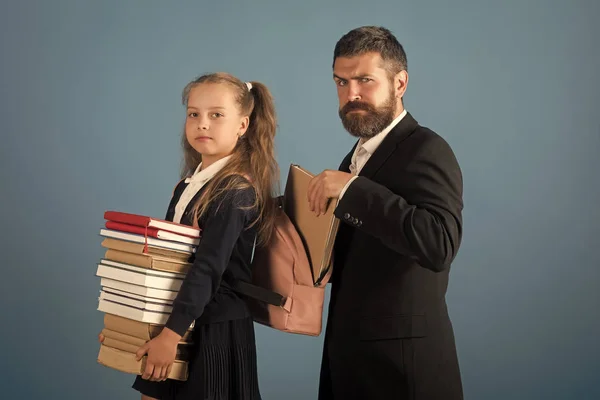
left=333, top=26, right=407, bottom=77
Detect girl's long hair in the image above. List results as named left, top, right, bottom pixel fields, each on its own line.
left=180, top=72, right=279, bottom=246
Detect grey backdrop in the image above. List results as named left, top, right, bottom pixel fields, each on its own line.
left=1, top=0, right=598, bottom=399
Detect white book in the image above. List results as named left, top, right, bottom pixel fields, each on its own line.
left=100, top=290, right=173, bottom=314
left=99, top=229, right=196, bottom=253
left=96, top=260, right=184, bottom=291
left=98, top=298, right=172, bottom=325
left=97, top=298, right=194, bottom=328
left=100, top=278, right=178, bottom=301
left=102, top=286, right=174, bottom=305
left=150, top=230, right=200, bottom=246
left=100, top=259, right=186, bottom=278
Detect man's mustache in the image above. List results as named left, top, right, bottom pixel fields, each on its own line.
left=340, top=101, right=376, bottom=115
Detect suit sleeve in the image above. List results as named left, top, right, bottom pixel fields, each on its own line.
left=165, top=187, right=255, bottom=336
left=334, top=135, right=463, bottom=272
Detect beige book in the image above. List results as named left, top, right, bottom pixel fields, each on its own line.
left=103, top=314, right=193, bottom=343
left=97, top=345, right=188, bottom=381
left=102, top=328, right=147, bottom=347
left=100, top=332, right=192, bottom=361
left=100, top=229, right=196, bottom=253
left=283, top=164, right=340, bottom=285
left=102, top=336, right=141, bottom=354
left=101, top=238, right=192, bottom=262
left=104, top=248, right=191, bottom=275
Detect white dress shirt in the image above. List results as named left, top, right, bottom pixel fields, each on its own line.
left=172, top=155, right=232, bottom=224
left=339, top=109, right=407, bottom=199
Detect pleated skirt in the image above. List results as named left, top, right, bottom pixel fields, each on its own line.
left=132, top=317, right=261, bottom=400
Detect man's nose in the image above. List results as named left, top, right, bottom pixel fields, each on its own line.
left=346, top=81, right=361, bottom=102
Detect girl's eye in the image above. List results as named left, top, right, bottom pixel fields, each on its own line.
left=188, top=112, right=198, bottom=117
left=211, top=113, right=223, bottom=118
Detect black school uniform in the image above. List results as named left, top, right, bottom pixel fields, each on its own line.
left=132, top=175, right=261, bottom=400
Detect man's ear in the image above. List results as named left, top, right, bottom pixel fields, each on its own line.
left=395, top=70, right=408, bottom=99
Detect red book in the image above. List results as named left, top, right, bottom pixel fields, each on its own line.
left=105, top=221, right=200, bottom=246
left=104, top=211, right=200, bottom=238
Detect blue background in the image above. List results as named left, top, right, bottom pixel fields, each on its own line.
left=1, top=0, right=598, bottom=398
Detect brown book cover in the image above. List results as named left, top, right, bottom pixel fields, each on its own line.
left=283, top=164, right=340, bottom=285
left=102, top=337, right=143, bottom=354
left=97, top=345, right=188, bottom=381
left=104, top=248, right=191, bottom=275
left=101, top=237, right=192, bottom=262
left=100, top=332, right=192, bottom=361
left=102, top=328, right=147, bottom=347
left=103, top=314, right=193, bottom=343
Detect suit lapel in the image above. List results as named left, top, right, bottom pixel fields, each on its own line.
left=358, top=112, right=419, bottom=179
left=338, top=141, right=358, bottom=172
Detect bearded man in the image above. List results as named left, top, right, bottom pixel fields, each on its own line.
left=307, top=26, right=465, bottom=400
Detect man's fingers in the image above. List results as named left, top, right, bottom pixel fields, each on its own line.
left=308, top=172, right=329, bottom=211
left=310, top=183, right=319, bottom=214
left=319, top=195, right=329, bottom=215
left=315, top=184, right=325, bottom=216
left=308, top=171, right=339, bottom=214
left=308, top=174, right=322, bottom=202
left=307, top=176, right=317, bottom=202
left=309, top=178, right=321, bottom=212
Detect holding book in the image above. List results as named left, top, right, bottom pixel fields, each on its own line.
left=100, top=72, right=279, bottom=400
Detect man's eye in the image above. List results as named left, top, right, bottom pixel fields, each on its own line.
left=337, top=80, right=347, bottom=86
left=361, top=78, right=371, bottom=83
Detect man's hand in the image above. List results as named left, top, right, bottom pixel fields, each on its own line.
left=307, top=170, right=353, bottom=216
left=136, top=327, right=181, bottom=382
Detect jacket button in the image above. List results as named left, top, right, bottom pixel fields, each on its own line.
left=344, top=213, right=351, bottom=220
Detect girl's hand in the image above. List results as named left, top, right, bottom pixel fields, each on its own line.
left=98, top=333, right=105, bottom=343
left=136, top=327, right=182, bottom=381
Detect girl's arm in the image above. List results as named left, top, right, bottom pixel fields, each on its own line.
left=165, top=185, right=256, bottom=336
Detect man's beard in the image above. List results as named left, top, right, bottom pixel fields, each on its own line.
left=339, top=92, right=397, bottom=139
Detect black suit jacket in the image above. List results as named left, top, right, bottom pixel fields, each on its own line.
left=319, top=112, right=464, bottom=400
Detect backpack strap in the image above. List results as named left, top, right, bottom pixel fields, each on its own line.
left=231, top=194, right=290, bottom=309
left=233, top=231, right=288, bottom=308
left=231, top=280, right=288, bottom=308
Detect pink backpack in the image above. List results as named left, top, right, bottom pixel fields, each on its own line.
left=233, top=197, right=331, bottom=336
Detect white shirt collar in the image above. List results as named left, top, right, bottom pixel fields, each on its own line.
left=184, top=155, right=232, bottom=184
left=360, top=109, right=407, bottom=156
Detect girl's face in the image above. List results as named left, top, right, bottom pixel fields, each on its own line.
left=185, top=83, right=249, bottom=168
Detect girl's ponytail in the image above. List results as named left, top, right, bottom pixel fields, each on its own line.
left=242, top=81, right=279, bottom=245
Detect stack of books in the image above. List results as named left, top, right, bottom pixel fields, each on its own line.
left=95, top=211, right=200, bottom=381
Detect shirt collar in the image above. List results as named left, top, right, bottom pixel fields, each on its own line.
left=184, top=155, right=232, bottom=184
